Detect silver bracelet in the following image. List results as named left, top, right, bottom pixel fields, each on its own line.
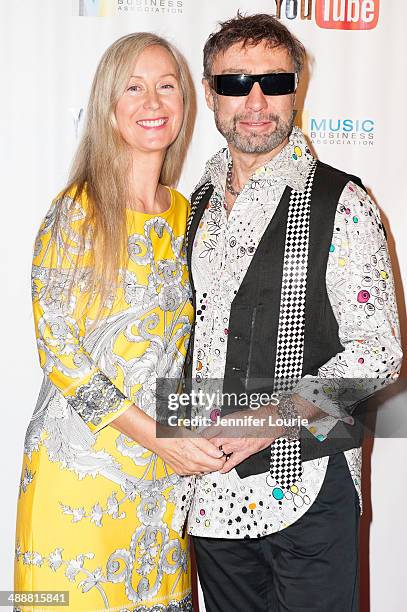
left=277, top=395, right=300, bottom=441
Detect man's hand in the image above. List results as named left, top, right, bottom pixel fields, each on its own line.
left=201, top=406, right=283, bottom=474
left=200, top=393, right=332, bottom=473
left=213, top=437, right=274, bottom=473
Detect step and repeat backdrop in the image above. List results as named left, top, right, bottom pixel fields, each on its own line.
left=1, top=1, right=406, bottom=610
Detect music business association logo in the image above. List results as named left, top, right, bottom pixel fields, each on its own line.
left=117, top=0, right=183, bottom=13
left=295, top=111, right=375, bottom=147
left=274, top=0, right=379, bottom=30
left=75, top=0, right=183, bottom=15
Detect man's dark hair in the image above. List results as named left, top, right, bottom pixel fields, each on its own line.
left=203, top=12, right=306, bottom=78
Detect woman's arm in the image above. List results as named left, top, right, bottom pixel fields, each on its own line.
left=32, top=196, right=133, bottom=433
left=110, top=405, right=226, bottom=475
left=33, top=195, right=225, bottom=474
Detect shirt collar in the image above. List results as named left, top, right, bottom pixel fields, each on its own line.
left=204, top=127, right=315, bottom=194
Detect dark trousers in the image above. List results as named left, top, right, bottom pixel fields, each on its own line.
left=192, top=452, right=360, bottom=612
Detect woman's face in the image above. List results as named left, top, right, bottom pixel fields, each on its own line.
left=115, top=45, right=184, bottom=156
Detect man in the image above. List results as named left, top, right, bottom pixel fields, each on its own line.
left=182, top=13, right=402, bottom=612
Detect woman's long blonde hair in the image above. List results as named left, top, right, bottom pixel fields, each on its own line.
left=53, top=32, right=196, bottom=310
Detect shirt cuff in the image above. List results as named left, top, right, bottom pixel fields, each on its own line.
left=306, top=415, right=340, bottom=441
left=294, top=375, right=355, bottom=440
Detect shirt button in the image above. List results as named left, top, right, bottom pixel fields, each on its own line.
left=232, top=366, right=241, bottom=372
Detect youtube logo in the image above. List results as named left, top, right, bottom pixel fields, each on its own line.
left=315, top=0, right=379, bottom=30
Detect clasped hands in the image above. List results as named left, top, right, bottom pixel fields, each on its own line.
left=201, top=404, right=283, bottom=475
left=156, top=405, right=282, bottom=476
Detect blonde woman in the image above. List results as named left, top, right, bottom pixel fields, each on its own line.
left=14, top=33, right=225, bottom=611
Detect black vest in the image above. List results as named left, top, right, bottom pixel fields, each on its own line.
left=185, top=161, right=367, bottom=477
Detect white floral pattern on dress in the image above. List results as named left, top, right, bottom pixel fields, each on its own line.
left=15, top=190, right=194, bottom=611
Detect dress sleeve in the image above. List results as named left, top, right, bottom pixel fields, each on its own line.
left=295, top=181, right=403, bottom=440
left=32, top=193, right=133, bottom=433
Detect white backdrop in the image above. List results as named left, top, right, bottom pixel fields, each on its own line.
left=1, top=1, right=407, bottom=610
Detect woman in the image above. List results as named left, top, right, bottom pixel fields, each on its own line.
left=14, top=33, right=225, bottom=612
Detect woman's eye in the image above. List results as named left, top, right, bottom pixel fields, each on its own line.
left=160, top=83, right=176, bottom=90
left=127, top=85, right=141, bottom=93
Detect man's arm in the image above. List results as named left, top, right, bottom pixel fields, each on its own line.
left=294, top=180, right=403, bottom=439
left=207, top=181, right=402, bottom=471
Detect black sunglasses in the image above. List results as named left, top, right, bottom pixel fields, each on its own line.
left=209, top=72, right=297, bottom=97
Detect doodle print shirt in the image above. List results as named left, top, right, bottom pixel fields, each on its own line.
left=184, top=127, right=402, bottom=538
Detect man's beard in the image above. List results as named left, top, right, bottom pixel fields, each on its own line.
left=213, top=98, right=294, bottom=154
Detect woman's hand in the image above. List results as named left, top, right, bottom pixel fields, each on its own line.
left=152, top=432, right=227, bottom=476
left=110, top=403, right=226, bottom=475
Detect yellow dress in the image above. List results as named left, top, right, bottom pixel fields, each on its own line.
left=14, top=187, right=194, bottom=612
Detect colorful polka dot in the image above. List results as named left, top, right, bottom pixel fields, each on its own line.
left=338, top=258, right=346, bottom=267
left=357, top=290, right=370, bottom=303
left=329, top=244, right=335, bottom=252
left=294, top=145, right=302, bottom=158
left=353, top=216, right=359, bottom=223
left=272, top=487, right=284, bottom=501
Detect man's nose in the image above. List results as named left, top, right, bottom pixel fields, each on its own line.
left=245, top=82, right=268, bottom=112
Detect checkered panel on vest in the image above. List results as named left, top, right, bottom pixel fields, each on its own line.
left=270, top=160, right=317, bottom=491
left=268, top=437, right=303, bottom=490
left=274, top=160, right=317, bottom=392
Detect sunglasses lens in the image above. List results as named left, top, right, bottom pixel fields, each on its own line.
left=261, top=73, right=296, bottom=95
left=211, top=73, right=296, bottom=96
left=212, top=75, right=252, bottom=96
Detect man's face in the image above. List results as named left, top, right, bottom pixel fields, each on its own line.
left=203, top=41, right=296, bottom=154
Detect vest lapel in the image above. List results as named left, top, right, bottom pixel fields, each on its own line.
left=186, top=182, right=214, bottom=307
